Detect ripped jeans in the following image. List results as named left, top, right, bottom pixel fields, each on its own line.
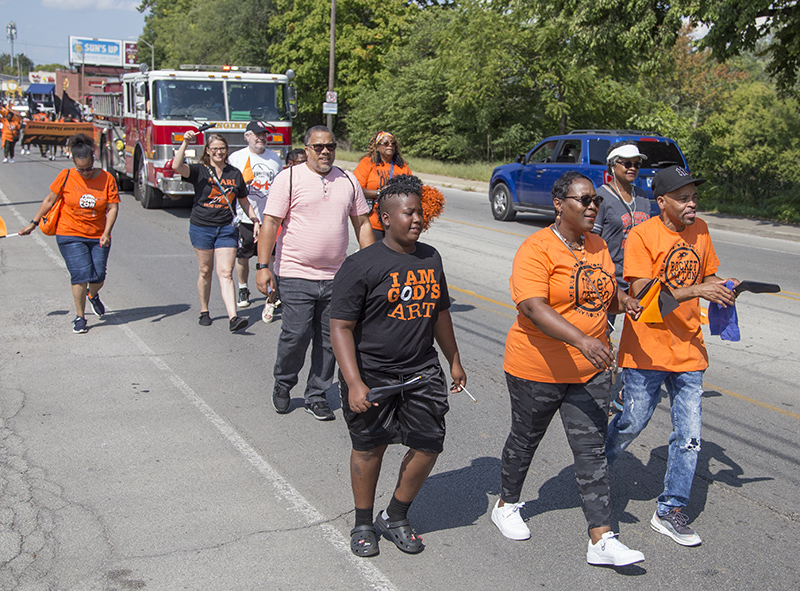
left=606, top=369, right=703, bottom=515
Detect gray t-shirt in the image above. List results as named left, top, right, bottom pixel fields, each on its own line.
left=592, top=184, right=651, bottom=291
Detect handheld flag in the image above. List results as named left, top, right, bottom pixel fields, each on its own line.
left=634, top=278, right=679, bottom=323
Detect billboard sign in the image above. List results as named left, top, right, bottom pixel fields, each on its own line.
left=123, top=41, right=139, bottom=67
left=29, top=72, right=56, bottom=83
left=69, top=36, right=123, bottom=67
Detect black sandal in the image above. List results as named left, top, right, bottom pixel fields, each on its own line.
left=350, top=525, right=379, bottom=557
left=375, top=514, right=424, bottom=554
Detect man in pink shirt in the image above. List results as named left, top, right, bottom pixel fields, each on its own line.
left=256, top=126, right=374, bottom=420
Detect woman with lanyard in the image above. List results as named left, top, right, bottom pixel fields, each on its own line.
left=354, top=131, right=412, bottom=241
left=593, top=140, right=651, bottom=412
left=491, top=171, right=645, bottom=566
left=173, top=130, right=256, bottom=332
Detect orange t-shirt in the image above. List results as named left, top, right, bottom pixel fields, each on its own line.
left=503, top=227, right=616, bottom=383
left=1, top=120, right=19, bottom=142
left=49, top=169, right=120, bottom=238
left=353, top=156, right=413, bottom=230
left=618, top=216, right=720, bottom=372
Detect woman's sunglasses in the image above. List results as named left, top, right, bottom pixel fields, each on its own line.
left=565, top=194, right=604, bottom=207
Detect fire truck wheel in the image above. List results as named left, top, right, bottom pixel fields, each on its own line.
left=136, top=158, right=164, bottom=209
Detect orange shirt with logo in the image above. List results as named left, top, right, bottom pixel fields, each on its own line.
left=1, top=120, right=19, bottom=142
left=49, top=169, right=120, bottom=238
left=618, top=216, right=720, bottom=372
left=504, top=227, right=616, bottom=383
left=353, top=156, right=413, bottom=231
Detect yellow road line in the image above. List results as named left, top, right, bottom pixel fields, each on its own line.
left=448, top=284, right=517, bottom=311
left=704, top=382, right=800, bottom=421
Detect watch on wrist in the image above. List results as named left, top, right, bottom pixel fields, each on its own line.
left=255, top=263, right=270, bottom=270
left=31, top=219, right=39, bottom=227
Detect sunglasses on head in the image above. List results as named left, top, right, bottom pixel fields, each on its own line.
left=617, top=160, right=641, bottom=169
left=565, top=194, right=604, bottom=207
left=307, top=143, right=337, bottom=153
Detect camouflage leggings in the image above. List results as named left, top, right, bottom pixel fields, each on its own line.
left=500, top=371, right=611, bottom=529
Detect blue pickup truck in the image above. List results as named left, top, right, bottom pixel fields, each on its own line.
left=489, top=130, right=689, bottom=221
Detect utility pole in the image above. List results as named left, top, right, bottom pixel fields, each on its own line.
left=6, top=22, right=17, bottom=84
left=327, top=0, right=336, bottom=130
left=137, top=38, right=155, bottom=72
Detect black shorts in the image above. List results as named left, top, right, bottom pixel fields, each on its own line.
left=340, top=363, right=449, bottom=454
left=236, top=222, right=256, bottom=259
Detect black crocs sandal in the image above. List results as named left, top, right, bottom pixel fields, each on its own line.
left=350, top=525, right=379, bottom=557
left=375, top=514, right=424, bottom=554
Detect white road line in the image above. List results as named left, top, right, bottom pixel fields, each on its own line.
left=0, top=188, right=397, bottom=591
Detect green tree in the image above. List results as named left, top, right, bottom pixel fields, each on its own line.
left=691, top=81, right=800, bottom=221
left=138, top=0, right=278, bottom=69
left=682, top=0, right=800, bottom=95
left=267, top=0, right=417, bottom=133
left=1, top=53, right=34, bottom=77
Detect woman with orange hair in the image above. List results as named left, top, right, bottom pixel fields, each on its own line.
left=354, top=131, right=413, bottom=240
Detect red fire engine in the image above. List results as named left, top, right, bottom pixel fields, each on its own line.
left=90, top=65, right=296, bottom=208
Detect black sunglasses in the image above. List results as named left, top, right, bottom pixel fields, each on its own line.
left=565, top=194, right=604, bottom=207
left=617, top=160, right=641, bottom=169
left=306, top=143, right=337, bottom=153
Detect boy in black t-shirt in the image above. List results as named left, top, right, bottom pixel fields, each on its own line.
left=331, top=175, right=467, bottom=557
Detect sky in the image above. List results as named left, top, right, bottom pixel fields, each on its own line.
left=2, top=0, right=147, bottom=69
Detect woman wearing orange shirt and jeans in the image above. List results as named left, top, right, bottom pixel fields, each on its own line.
left=490, top=171, right=645, bottom=566
left=354, top=131, right=412, bottom=240
left=20, top=134, right=120, bottom=333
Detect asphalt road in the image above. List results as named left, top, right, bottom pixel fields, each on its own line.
left=1, top=154, right=799, bottom=590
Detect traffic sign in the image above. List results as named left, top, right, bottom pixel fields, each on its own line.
left=326, top=91, right=338, bottom=104
left=323, top=102, right=338, bottom=115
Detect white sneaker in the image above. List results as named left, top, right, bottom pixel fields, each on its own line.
left=262, top=301, right=277, bottom=323
left=8, top=159, right=13, bottom=163
left=587, top=532, right=645, bottom=566
left=491, top=499, right=530, bottom=540
left=2, top=158, right=6, bottom=163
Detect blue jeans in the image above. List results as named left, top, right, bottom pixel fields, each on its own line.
left=56, top=235, right=110, bottom=285
left=606, top=368, right=703, bottom=515
left=273, top=276, right=334, bottom=404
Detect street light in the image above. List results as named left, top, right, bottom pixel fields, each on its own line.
left=132, top=37, right=154, bottom=72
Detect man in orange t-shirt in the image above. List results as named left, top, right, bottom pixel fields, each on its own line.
left=606, top=166, right=738, bottom=548
left=2, top=112, right=20, bottom=162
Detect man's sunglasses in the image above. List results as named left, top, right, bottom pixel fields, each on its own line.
left=617, top=160, right=641, bottom=169
left=307, top=143, right=337, bottom=153
left=565, top=194, right=604, bottom=207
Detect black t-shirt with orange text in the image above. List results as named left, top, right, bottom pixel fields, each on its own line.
left=331, top=241, right=450, bottom=374
left=183, top=163, right=247, bottom=227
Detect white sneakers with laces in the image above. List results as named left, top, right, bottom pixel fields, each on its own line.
left=586, top=531, right=645, bottom=566
left=491, top=499, right=530, bottom=540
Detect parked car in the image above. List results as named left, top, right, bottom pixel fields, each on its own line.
left=488, top=129, right=689, bottom=221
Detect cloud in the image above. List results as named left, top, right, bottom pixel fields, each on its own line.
left=42, top=0, right=140, bottom=11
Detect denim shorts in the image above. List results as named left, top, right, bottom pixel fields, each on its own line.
left=189, top=223, right=238, bottom=250
left=56, top=235, right=110, bottom=285
left=340, top=363, right=449, bottom=453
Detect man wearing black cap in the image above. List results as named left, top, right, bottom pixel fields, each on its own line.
left=605, top=165, right=738, bottom=547
left=228, top=121, right=284, bottom=312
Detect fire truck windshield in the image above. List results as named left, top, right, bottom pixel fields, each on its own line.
left=153, top=79, right=289, bottom=122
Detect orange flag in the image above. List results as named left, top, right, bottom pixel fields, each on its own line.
left=242, top=157, right=254, bottom=184
left=637, top=279, right=664, bottom=323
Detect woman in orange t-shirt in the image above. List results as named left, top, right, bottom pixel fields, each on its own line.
left=491, top=171, right=645, bottom=566
left=20, top=134, right=120, bottom=334
left=353, top=131, right=412, bottom=240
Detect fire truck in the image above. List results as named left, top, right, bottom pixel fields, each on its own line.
left=90, top=65, right=296, bottom=209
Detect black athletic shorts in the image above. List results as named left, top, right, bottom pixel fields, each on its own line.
left=340, top=363, right=449, bottom=454
left=236, top=222, right=256, bottom=259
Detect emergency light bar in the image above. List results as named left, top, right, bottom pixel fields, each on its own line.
left=179, top=64, right=265, bottom=73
